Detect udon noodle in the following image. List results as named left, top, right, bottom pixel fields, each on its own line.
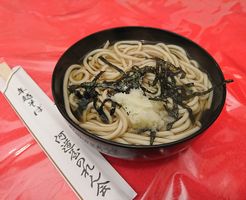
left=63, top=40, right=213, bottom=145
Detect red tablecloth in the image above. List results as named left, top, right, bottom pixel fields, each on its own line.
left=1, top=1, right=246, bottom=199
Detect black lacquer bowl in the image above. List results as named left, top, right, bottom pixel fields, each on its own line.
left=52, top=26, right=226, bottom=160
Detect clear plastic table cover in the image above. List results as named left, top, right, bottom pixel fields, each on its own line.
left=0, top=0, right=245, bottom=199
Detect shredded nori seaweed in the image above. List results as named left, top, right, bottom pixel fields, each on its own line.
left=98, top=56, right=125, bottom=75
left=149, top=130, right=157, bottom=145
left=68, top=57, right=233, bottom=144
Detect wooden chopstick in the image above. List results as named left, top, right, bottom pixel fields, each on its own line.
left=0, top=62, right=11, bottom=81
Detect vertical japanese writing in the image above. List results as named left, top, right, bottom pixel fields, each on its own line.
left=17, top=87, right=43, bottom=116
left=54, top=131, right=111, bottom=197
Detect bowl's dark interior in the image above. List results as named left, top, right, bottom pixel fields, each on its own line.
left=52, top=26, right=226, bottom=151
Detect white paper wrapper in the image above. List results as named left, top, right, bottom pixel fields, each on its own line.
left=1, top=66, right=137, bottom=200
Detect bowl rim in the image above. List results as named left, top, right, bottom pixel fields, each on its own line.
left=52, top=26, right=226, bottom=149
